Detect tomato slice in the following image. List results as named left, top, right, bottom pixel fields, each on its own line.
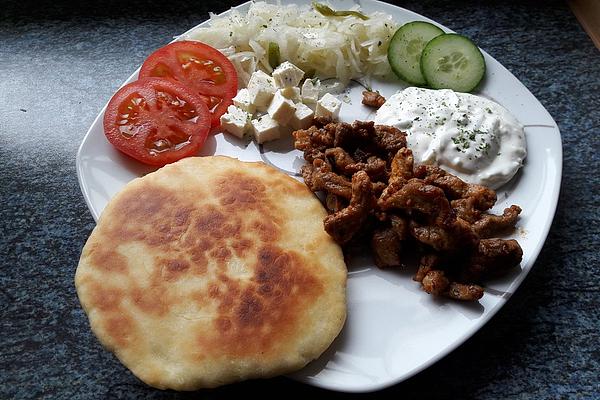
left=139, top=41, right=238, bottom=129
left=103, top=78, right=211, bottom=166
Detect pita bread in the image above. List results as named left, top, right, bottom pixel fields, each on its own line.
left=75, top=156, right=346, bottom=390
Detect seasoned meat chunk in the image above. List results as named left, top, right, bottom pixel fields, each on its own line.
left=292, top=125, right=333, bottom=163
left=325, top=147, right=356, bottom=171
left=465, top=238, right=523, bottom=280
left=373, top=124, right=407, bottom=156
left=382, top=178, right=480, bottom=251
left=451, top=197, right=482, bottom=224
left=333, top=121, right=369, bottom=148
left=325, top=147, right=387, bottom=179
left=415, top=164, right=496, bottom=210
left=409, top=217, right=478, bottom=252
left=422, top=270, right=450, bottom=296
left=293, top=126, right=315, bottom=153
left=372, top=181, right=387, bottom=197
left=362, top=90, right=386, bottom=108
left=414, top=254, right=441, bottom=282
left=352, top=148, right=375, bottom=163
left=446, top=283, right=484, bottom=301
left=390, top=214, right=410, bottom=241
left=325, top=193, right=346, bottom=213
left=379, top=179, right=453, bottom=225
left=473, top=205, right=522, bottom=238
left=416, top=257, right=484, bottom=300
left=371, top=228, right=402, bottom=268
left=301, top=159, right=352, bottom=200
left=313, top=171, right=352, bottom=200
left=305, top=149, right=328, bottom=164
left=323, top=171, right=374, bottom=244
left=362, top=157, right=388, bottom=180
left=300, top=163, right=315, bottom=190
left=389, top=148, right=414, bottom=184
left=409, top=222, right=458, bottom=252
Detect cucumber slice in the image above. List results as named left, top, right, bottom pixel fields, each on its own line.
left=388, top=21, right=444, bottom=86
left=420, top=33, right=486, bottom=92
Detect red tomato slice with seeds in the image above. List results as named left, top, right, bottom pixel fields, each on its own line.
left=103, top=78, right=211, bottom=166
left=139, top=41, right=238, bottom=129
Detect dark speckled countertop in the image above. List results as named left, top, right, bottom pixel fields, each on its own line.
left=1, top=0, right=599, bottom=398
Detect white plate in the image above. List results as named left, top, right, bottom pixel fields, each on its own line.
left=76, top=0, right=562, bottom=393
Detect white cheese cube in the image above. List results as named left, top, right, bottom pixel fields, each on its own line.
left=290, top=102, right=314, bottom=130
left=315, top=93, right=342, bottom=120
left=279, top=86, right=301, bottom=103
left=251, top=115, right=280, bottom=144
left=267, top=91, right=296, bottom=125
left=272, top=61, right=305, bottom=88
left=232, top=88, right=256, bottom=113
left=247, top=70, right=276, bottom=112
left=220, top=105, right=250, bottom=139
left=301, top=79, right=320, bottom=104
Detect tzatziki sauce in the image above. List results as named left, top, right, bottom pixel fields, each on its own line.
left=374, top=87, right=526, bottom=189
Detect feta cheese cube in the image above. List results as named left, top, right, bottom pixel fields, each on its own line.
left=290, top=102, right=314, bottom=130
left=301, top=79, right=320, bottom=104
left=247, top=70, right=276, bottom=112
left=251, top=115, right=280, bottom=144
left=267, top=90, right=296, bottom=125
left=220, top=105, right=250, bottom=139
left=232, top=88, right=256, bottom=113
left=315, top=93, right=342, bottom=120
left=279, top=86, right=301, bottom=103
left=272, top=61, right=305, bottom=88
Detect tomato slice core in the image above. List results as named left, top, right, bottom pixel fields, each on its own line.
left=176, top=51, right=227, bottom=85
left=144, top=125, right=191, bottom=154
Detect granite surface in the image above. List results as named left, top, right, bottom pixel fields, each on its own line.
left=1, top=0, right=598, bottom=398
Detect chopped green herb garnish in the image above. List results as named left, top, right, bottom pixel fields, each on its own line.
left=477, top=142, right=491, bottom=155
left=452, top=134, right=471, bottom=152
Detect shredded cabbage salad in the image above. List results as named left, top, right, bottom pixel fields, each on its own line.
left=183, top=1, right=398, bottom=87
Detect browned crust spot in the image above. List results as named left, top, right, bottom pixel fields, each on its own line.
left=103, top=315, right=135, bottom=347
left=197, top=245, right=324, bottom=358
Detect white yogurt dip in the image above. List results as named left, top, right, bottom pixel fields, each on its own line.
left=374, top=87, right=526, bottom=189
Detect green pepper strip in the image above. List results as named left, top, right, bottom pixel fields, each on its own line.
left=268, top=42, right=281, bottom=69
left=312, top=1, right=369, bottom=20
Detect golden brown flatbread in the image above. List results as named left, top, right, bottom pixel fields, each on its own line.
left=75, top=156, right=346, bottom=390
